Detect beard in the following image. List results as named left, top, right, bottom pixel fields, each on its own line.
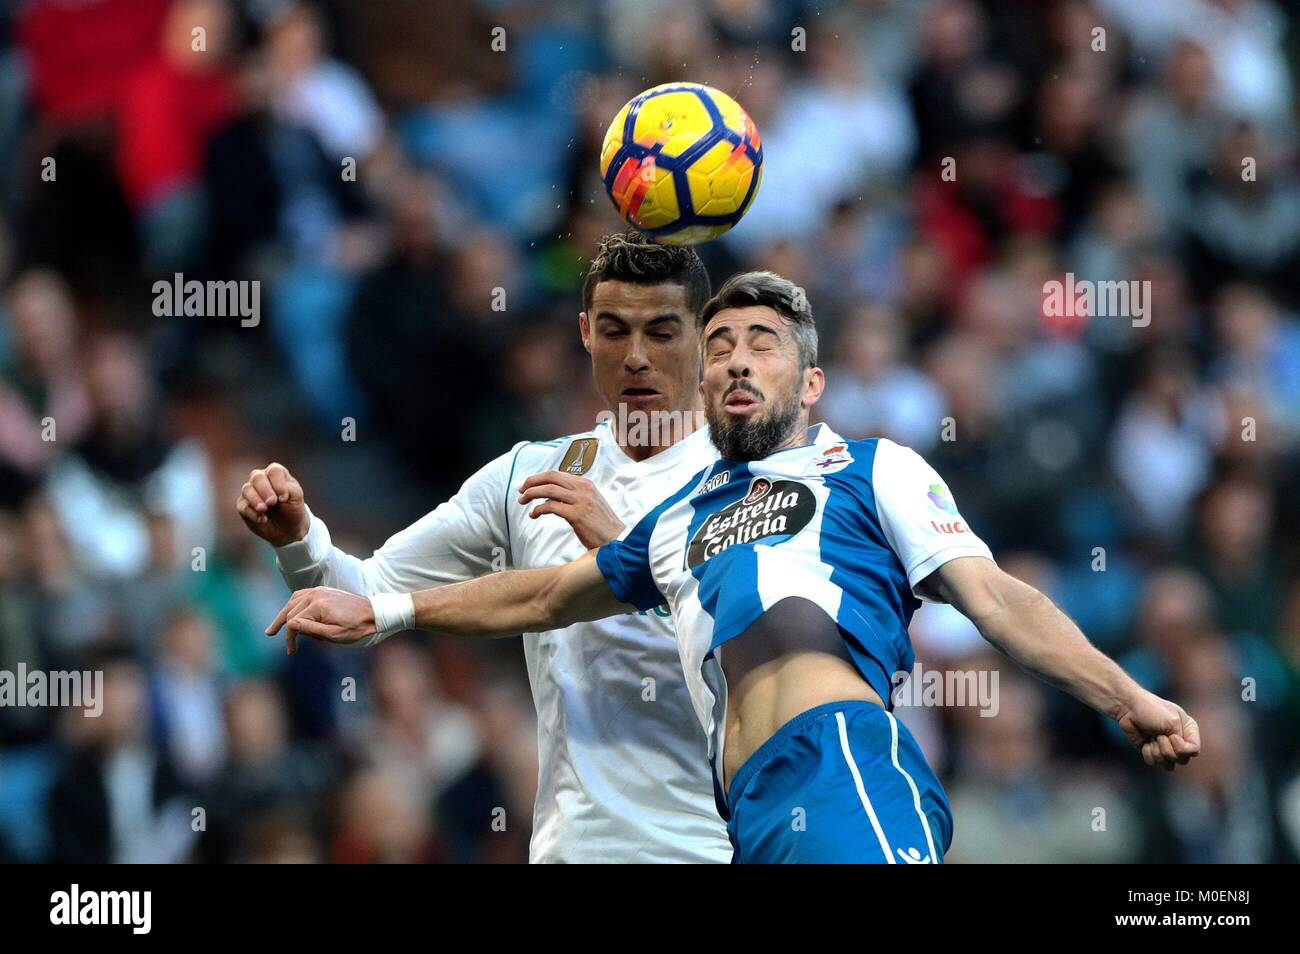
left=706, top=382, right=802, bottom=460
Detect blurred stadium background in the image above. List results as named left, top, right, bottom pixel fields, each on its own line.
left=0, top=0, right=1298, bottom=864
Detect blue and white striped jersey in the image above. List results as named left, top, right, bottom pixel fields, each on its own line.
left=595, top=424, right=994, bottom=773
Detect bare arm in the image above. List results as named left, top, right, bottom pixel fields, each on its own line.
left=412, top=550, right=630, bottom=637
left=922, top=556, right=1200, bottom=770
left=265, top=551, right=633, bottom=653
left=244, top=456, right=627, bottom=598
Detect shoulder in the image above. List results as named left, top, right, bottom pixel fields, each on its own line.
left=854, top=438, right=955, bottom=518
left=494, top=426, right=620, bottom=492
left=819, top=438, right=936, bottom=503
left=451, top=437, right=573, bottom=501
left=842, top=437, right=932, bottom=474
left=510, top=426, right=609, bottom=476
left=506, top=435, right=572, bottom=468
left=867, top=437, right=943, bottom=475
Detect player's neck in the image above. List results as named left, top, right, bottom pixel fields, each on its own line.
left=768, top=417, right=814, bottom=456
left=612, top=400, right=705, bottom=463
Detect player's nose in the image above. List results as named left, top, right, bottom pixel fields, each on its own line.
left=623, top=338, right=651, bottom=372
left=726, top=353, right=753, bottom=378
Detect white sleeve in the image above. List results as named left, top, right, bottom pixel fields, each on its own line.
left=274, top=444, right=524, bottom=596
left=871, top=438, right=995, bottom=602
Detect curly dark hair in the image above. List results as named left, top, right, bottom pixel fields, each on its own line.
left=581, top=230, right=711, bottom=317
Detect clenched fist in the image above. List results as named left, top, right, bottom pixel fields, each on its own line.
left=1115, top=689, right=1201, bottom=771
left=237, top=462, right=310, bottom=548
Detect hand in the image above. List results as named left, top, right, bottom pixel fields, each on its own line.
left=237, top=462, right=309, bottom=548
left=1115, top=689, right=1201, bottom=771
left=518, top=470, right=624, bottom=549
left=265, top=586, right=376, bottom=655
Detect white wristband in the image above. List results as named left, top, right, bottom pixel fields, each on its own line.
left=368, top=592, right=415, bottom=646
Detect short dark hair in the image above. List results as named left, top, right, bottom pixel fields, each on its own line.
left=581, top=230, right=711, bottom=318
left=699, top=270, right=818, bottom=369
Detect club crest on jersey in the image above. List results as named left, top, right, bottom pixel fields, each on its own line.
left=686, top=478, right=816, bottom=567
left=810, top=443, right=853, bottom=474
left=559, top=438, right=598, bottom=476
left=743, top=477, right=773, bottom=504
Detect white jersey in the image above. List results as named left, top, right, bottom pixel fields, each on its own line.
left=595, top=425, right=995, bottom=782
left=275, top=422, right=731, bottom=863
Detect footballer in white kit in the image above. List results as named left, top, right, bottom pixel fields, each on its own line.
left=272, top=422, right=727, bottom=862
left=241, top=231, right=731, bottom=863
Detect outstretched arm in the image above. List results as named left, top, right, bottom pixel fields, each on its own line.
left=265, top=551, right=632, bottom=654
left=413, top=550, right=629, bottom=636
left=922, top=556, right=1200, bottom=771
left=244, top=451, right=631, bottom=651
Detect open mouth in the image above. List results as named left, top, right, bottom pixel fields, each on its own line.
left=723, top=388, right=759, bottom=412
left=621, top=387, right=662, bottom=404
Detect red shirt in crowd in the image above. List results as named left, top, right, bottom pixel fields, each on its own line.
left=17, top=0, right=172, bottom=124
left=114, top=55, right=237, bottom=209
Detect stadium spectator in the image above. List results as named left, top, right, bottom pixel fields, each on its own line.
left=0, top=0, right=1295, bottom=863
left=46, top=652, right=196, bottom=863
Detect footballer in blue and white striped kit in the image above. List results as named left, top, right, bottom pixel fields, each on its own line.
left=595, top=423, right=975, bottom=862
left=272, top=271, right=1203, bottom=864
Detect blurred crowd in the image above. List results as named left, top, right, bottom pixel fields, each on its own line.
left=0, top=0, right=1297, bottom=863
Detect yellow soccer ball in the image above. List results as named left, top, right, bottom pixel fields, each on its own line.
left=599, top=83, right=763, bottom=245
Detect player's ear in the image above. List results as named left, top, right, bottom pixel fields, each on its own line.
left=578, top=311, right=592, bottom=354
left=802, top=366, right=825, bottom=409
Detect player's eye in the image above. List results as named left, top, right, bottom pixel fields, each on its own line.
left=649, top=332, right=673, bottom=342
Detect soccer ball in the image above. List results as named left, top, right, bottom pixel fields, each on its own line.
left=599, top=83, right=763, bottom=245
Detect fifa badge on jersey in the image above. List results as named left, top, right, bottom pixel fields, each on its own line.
left=810, top=443, right=853, bottom=474
left=559, top=438, right=599, bottom=476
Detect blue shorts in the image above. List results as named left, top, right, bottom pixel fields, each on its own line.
left=724, top=701, right=953, bottom=864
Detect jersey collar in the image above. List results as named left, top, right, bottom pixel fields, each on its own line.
left=713, top=422, right=845, bottom=466
left=595, top=417, right=715, bottom=472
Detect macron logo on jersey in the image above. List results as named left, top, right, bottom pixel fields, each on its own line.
left=699, top=470, right=731, bottom=494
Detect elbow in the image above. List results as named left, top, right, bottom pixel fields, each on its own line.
left=968, top=569, right=1045, bottom=635
left=531, top=595, right=561, bottom=633
left=963, top=572, right=1012, bottom=628
left=529, top=574, right=565, bottom=633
